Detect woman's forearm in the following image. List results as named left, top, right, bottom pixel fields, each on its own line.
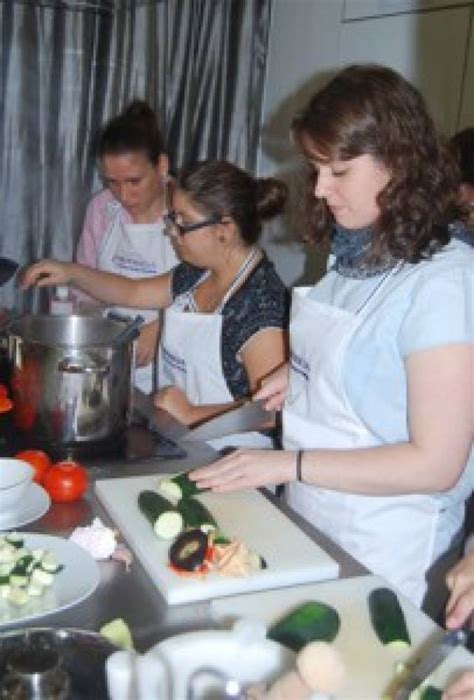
left=68, top=263, right=138, bottom=306
left=192, top=439, right=468, bottom=496
left=22, top=259, right=171, bottom=310
left=296, top=441, right=466, bottom=495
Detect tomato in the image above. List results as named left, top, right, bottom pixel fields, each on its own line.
left=0, top=384, right=8, bottom=397
left=43, top=461, right=88, bottom=503
left=15, top=449, right=51, bottom=484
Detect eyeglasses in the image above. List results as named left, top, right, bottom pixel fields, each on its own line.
left=164, top=210, right=222, bottom=237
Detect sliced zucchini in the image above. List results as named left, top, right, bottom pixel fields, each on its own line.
left=138, top=490, right=184, bottom=539
left=13, top=555, right=35, bottom=575
left=7, top=587, right=29, bottom=606
left=40, top=552, right=62, bottom=573
left=5, top=533, right=24, bottom=548
left=419, top=688, right=442, bottom=700
left=31, top=568, right=54, bottom=587
left=100, top=618, right=134, bottom=650
left=9, top=574, right=28, bottom=587
left=0, top=547, right=15, bottom=564
left=0, top=584, right=10, bottom=598
left=13, top=549, right=29, bottom=564
left=0, top=563, right=14, bottom=577
left=27, top=582, right=44, bottom=597
left=169, top=529, right=208, bottom=571
left=213, top=535, right=232, bottom=545
left=267, top=601, right=341, bottom=652
left=31, top=549, right=46, bottom=561
left=177, top=497, right=217, bottom=531
left=369, top=587, right=411, bottom=648
left=159, top=472, right=202, bottom=502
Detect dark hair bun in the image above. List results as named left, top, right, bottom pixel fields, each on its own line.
left=98, top=99, right=165, bottom=162
left=256, top=178, right=288, bottom=220
left=124, top=100, right=159, bottom=126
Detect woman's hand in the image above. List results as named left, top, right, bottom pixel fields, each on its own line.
left=254, top=362, right=289, bottom=411
left=189, top=448, right=296, bottom=492
left=445, top=551, right=474, bottom=630
left=443, top=671, right=474, bottom=699
left=21, top=260, right=73, bottom=289
left=135, top=320, right=158, bottom=367
left=153, top=385, right=194, bottom=425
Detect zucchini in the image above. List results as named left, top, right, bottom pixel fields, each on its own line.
left=267, top=601, right=340, bottom=652
left=5, top=533, right=24, bottom=549
left=7, top=587, right=29, bottom=606
left=40, top=552, right=62, bottom=573
left=419, top=687, right=442, bottom=700
left=369, top=587, right=411, bottom=648
left=9, top=574, right=28, bottom=587
left=100, top=618, right=134, bottom=650
left=138, top=490, right=184, bottom=540
left=31, top=568, right=54, bottom=587
left=177, top=497, right=217, bottom=531
left=158, top=472, right=201, bottom=502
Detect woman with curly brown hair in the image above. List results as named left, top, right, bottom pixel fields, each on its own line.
left=191, top=65, right=474, bottom=613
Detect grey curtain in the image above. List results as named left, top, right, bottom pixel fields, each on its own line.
left=0, top=0, right=272, bottom=310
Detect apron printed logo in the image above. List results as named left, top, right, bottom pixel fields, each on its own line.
left=112, top=254, right=158, bottom=275
left=162, top=346, right=187, bottom=374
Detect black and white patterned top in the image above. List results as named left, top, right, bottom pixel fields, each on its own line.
left=171, top=255, right=289, bottom=398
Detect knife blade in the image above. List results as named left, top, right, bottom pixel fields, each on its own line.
left=182, top=400, right=271, bottom=443
left=132, top=387, right=189, bottom=443
left=393, top=628, right=468, bottom=699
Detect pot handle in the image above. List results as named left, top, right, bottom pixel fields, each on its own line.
left=57, top=356, right=110, bottom=376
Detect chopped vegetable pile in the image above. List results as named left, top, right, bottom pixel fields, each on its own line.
left=137, top=471, right=266, bottom=578
left=0, top=533, right=63, bottom=606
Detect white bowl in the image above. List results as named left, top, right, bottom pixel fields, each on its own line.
left=0, top=459, right=34, bottom=514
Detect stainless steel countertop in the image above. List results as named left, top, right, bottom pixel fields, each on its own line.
left=5, top=434, right=365, bottom=654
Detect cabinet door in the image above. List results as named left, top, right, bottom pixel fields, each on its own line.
left=339, top=6, right=471, bottom=133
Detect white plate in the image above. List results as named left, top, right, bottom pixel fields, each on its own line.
left=0, top=533, right=100, bottom=627
left=0, top=483, right=50, bottom=530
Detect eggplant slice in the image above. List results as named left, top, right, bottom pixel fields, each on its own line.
left=169, top=529, right=208, bottom=571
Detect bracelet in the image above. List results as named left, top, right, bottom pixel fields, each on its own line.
left=296, top=449, right=303, bottom=482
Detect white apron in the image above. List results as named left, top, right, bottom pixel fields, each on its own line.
left=157, top=249, right=273, bottom=450
left=98, top=205, right=177, bottom=393
left=283, top=268, right=462, bottom=606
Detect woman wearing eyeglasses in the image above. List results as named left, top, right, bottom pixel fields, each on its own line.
left=22, top=160, right=289, bottom=448
left=75, top=100, right=177, bottom=394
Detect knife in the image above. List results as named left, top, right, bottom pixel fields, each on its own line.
left=392, top=628, right=468, bottom=699
left=132, top=387, right=189, bottom=443
left=182, top=400, right=271, bottom=443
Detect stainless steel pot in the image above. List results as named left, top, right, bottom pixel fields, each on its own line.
left=7, top=315, right=134, bottom=444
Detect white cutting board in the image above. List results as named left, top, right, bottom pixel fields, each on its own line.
left=95, top=475, right=339, bottom=605
left=211, top=574, right=473, bottom=700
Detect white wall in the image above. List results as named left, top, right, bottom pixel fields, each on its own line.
left=258, top=0, right=474, bottom=286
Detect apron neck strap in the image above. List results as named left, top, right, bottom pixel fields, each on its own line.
left=216, top=247, right=261, bottom=312
left=355, top=260, right=404, bottom=315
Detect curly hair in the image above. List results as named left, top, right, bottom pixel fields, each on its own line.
left=292, top=64, right=460, bottom=263
left=451, top=128, right=474, bottom=186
